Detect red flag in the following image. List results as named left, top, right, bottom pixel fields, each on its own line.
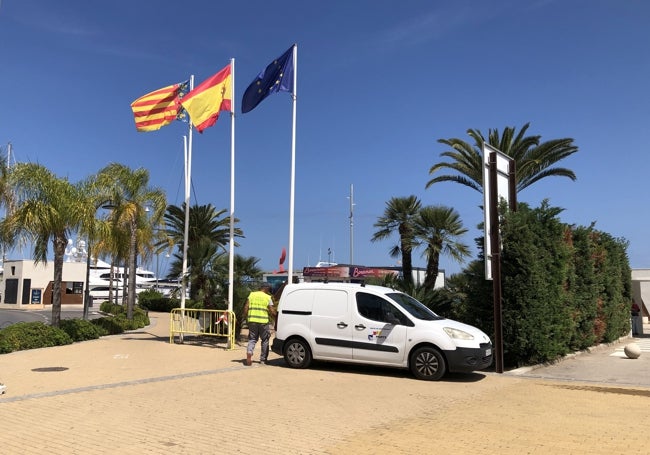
left=181, top=65, right=232, bottom=133
left=130, top=82, right=187, bottom=132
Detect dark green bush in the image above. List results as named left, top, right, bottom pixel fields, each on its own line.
left=91, top=316, right=125, bottom=335
left=0, top=322, right=73, bottom=354
left=461, top=200, right=632, bottom=368
left=138, top=297, right=198, bottom=312
left=0, top=298, right=152, bottom=354
left=59, top=318, right=104, bottom=342
left=137, top=289, right=163, bottom=304
left=131, top=307, right=150, bottom=328
left=99, top=301, right=125, bottom=315
left=90, top=306, right=150, bottom=335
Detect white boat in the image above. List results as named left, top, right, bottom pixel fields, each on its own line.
left=64, top=239, right=180, bottom=301
left=90, top=258, right=158, bottom=286
left=89, top=258, right=181, bottom=300
left=88, top=284, right=122, bottom=302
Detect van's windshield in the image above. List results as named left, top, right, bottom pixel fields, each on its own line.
left=386, top=292, right=444, bottom=321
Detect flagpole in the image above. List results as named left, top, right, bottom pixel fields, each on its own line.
left=181, top=75, right=194, bottom=311
left=228, top=58, right=235, bottom=316
left=288, top=44, right=297, bottom=284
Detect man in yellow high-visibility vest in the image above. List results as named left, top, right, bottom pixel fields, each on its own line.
left=243, top=282, right=277, bottom=366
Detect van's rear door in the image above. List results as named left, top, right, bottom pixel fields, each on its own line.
left=310, top=289, right=353, bottom=360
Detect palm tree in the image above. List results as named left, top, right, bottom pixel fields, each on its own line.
left=0, top=154, right=16, bottom=258
left=414, top=206, right=470, bottom=293
left=96, top=163, right=166, bottom=319
left=426, top=123, right=578, bottom=194
left=213, top=254, right=263, bottom=337
left=75, top=176, right=117, bottom=318
left=7, top=163, right=86, bottom=326
left=372, top=196, right=422, bottom=288
left=161, top=203, right=243, bottom=303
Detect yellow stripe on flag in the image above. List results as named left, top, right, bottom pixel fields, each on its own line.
left=181, top=65, right=232, bottom=133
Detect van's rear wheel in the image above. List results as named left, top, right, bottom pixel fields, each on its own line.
left=410, top=346, right=446, bottom=381
left=284, top=338, right=312, bottom=369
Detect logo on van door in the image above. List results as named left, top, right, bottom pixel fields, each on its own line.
left=368, top=328, right=389, bottom=341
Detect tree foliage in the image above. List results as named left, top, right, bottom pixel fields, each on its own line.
left=7, top=163, right=87, bottom=326
left=96, top=163, right=166, bottom=319
left=372, top=195, right=421, bottom=287
left=162, top=203, right=243, bottom=304
left=427, top=123, right=578, bottom=194
left=413, top=205, right=470, bottom=293
left=458, top=201, right=631, bottom=367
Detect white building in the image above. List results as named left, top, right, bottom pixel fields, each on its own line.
left=0, top=259, right=87, bottom=309
left=632, top=268, right=650, bottom=322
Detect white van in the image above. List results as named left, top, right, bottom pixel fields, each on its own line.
left=271, top=282, right=493, bottom=381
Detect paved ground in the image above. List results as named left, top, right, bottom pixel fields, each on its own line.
left=1, top=313, right=649, bottom=454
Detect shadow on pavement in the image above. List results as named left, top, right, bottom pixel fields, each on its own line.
left=242, top=357, right=488, bottom=382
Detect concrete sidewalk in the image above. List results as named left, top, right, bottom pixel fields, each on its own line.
left=1, top=313, right=649, bottom=454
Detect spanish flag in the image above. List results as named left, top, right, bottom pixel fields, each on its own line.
left=130, top=82, right=187, bottom=132
left=181, top=64, right=232, bottom=133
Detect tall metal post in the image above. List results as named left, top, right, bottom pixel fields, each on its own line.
left=349, top=184, right=354, bottom=265
left=489, top=152, right=504, bottom=374
left=83, top=246, right=91, bottom=320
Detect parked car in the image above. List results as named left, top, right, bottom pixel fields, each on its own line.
left=272, top=282, right=493, bottom=380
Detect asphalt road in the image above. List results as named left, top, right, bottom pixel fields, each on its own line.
left=0, top=307, right=103, bottom=328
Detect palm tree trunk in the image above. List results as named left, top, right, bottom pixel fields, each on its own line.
left=109, top=260, right=115, bottom=304
left=51, top=235, right=67, bottom=327
left=127, top=219, right=137, bottom=319
left=424, top=253, right=440, bottom=293
left=400, top=234, right=414, bottom=288
left=121, top=261, right=128, bottom=306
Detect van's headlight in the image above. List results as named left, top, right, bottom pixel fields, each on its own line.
left=443, top=327, right=474, bottom=340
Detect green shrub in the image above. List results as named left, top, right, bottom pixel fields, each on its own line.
left=131, top=307, right=150, bottom=328
left=137, top=289, right=163, bottom=306
left=90, top=307, right=150, bottom=335
left=99, top=301, right=125, bottom=315
left=59, top=318, right=103, bottom=342
left=91, top=316, right=125, bottom=335
left=0, top=322, right=73, bottom=354
left=138, top=297, right=198, bottom=313
left=138, top=297, right=171, bottom=312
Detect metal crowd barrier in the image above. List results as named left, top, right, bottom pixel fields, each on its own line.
left=169, top=308, right=236, bottom=350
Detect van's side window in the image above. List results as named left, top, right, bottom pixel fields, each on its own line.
left=356, top=292, right=407, bottom=325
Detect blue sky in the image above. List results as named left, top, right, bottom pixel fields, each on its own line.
left=1, top=0, right=649, bottom=278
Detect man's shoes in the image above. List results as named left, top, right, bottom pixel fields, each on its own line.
left=245, top=353, right=252, bottom=366
left=260, top=359, right=268, bottom=365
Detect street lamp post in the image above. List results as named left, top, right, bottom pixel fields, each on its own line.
left=83, top=247, right=91, bottom=320
left=156, top=253, right=159, bottom=290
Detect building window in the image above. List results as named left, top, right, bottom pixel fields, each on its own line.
left=66, top=282, right=84, bottom=294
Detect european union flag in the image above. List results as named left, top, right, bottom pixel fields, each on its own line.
left=241, top=45, right=295, bottom=114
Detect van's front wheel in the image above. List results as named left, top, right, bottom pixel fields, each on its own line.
left=410, top=346, right=446, bottom=381
left=284, top=338, right=312, bottom=369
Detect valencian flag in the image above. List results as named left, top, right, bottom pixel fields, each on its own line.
left=181, top=64, right=232, bottom=133
left=242, top=45, right=295, bottom=113
left=130, top=81, right=188, bottom=132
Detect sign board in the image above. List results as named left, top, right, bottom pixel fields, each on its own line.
left=482, top=143, right=513, bottom=280
left=31, top=289, right=42, bottom=304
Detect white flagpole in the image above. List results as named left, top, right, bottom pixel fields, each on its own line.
left=228, top=58, right=235, bottom=314
left=181, top=75, right=194, bottom=311
left=288, top=44, right=297, bottom=284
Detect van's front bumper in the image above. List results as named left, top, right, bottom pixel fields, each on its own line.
left=271, top=338, right=284, bottom=356
left=445, top=343, right=493, bottom=373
